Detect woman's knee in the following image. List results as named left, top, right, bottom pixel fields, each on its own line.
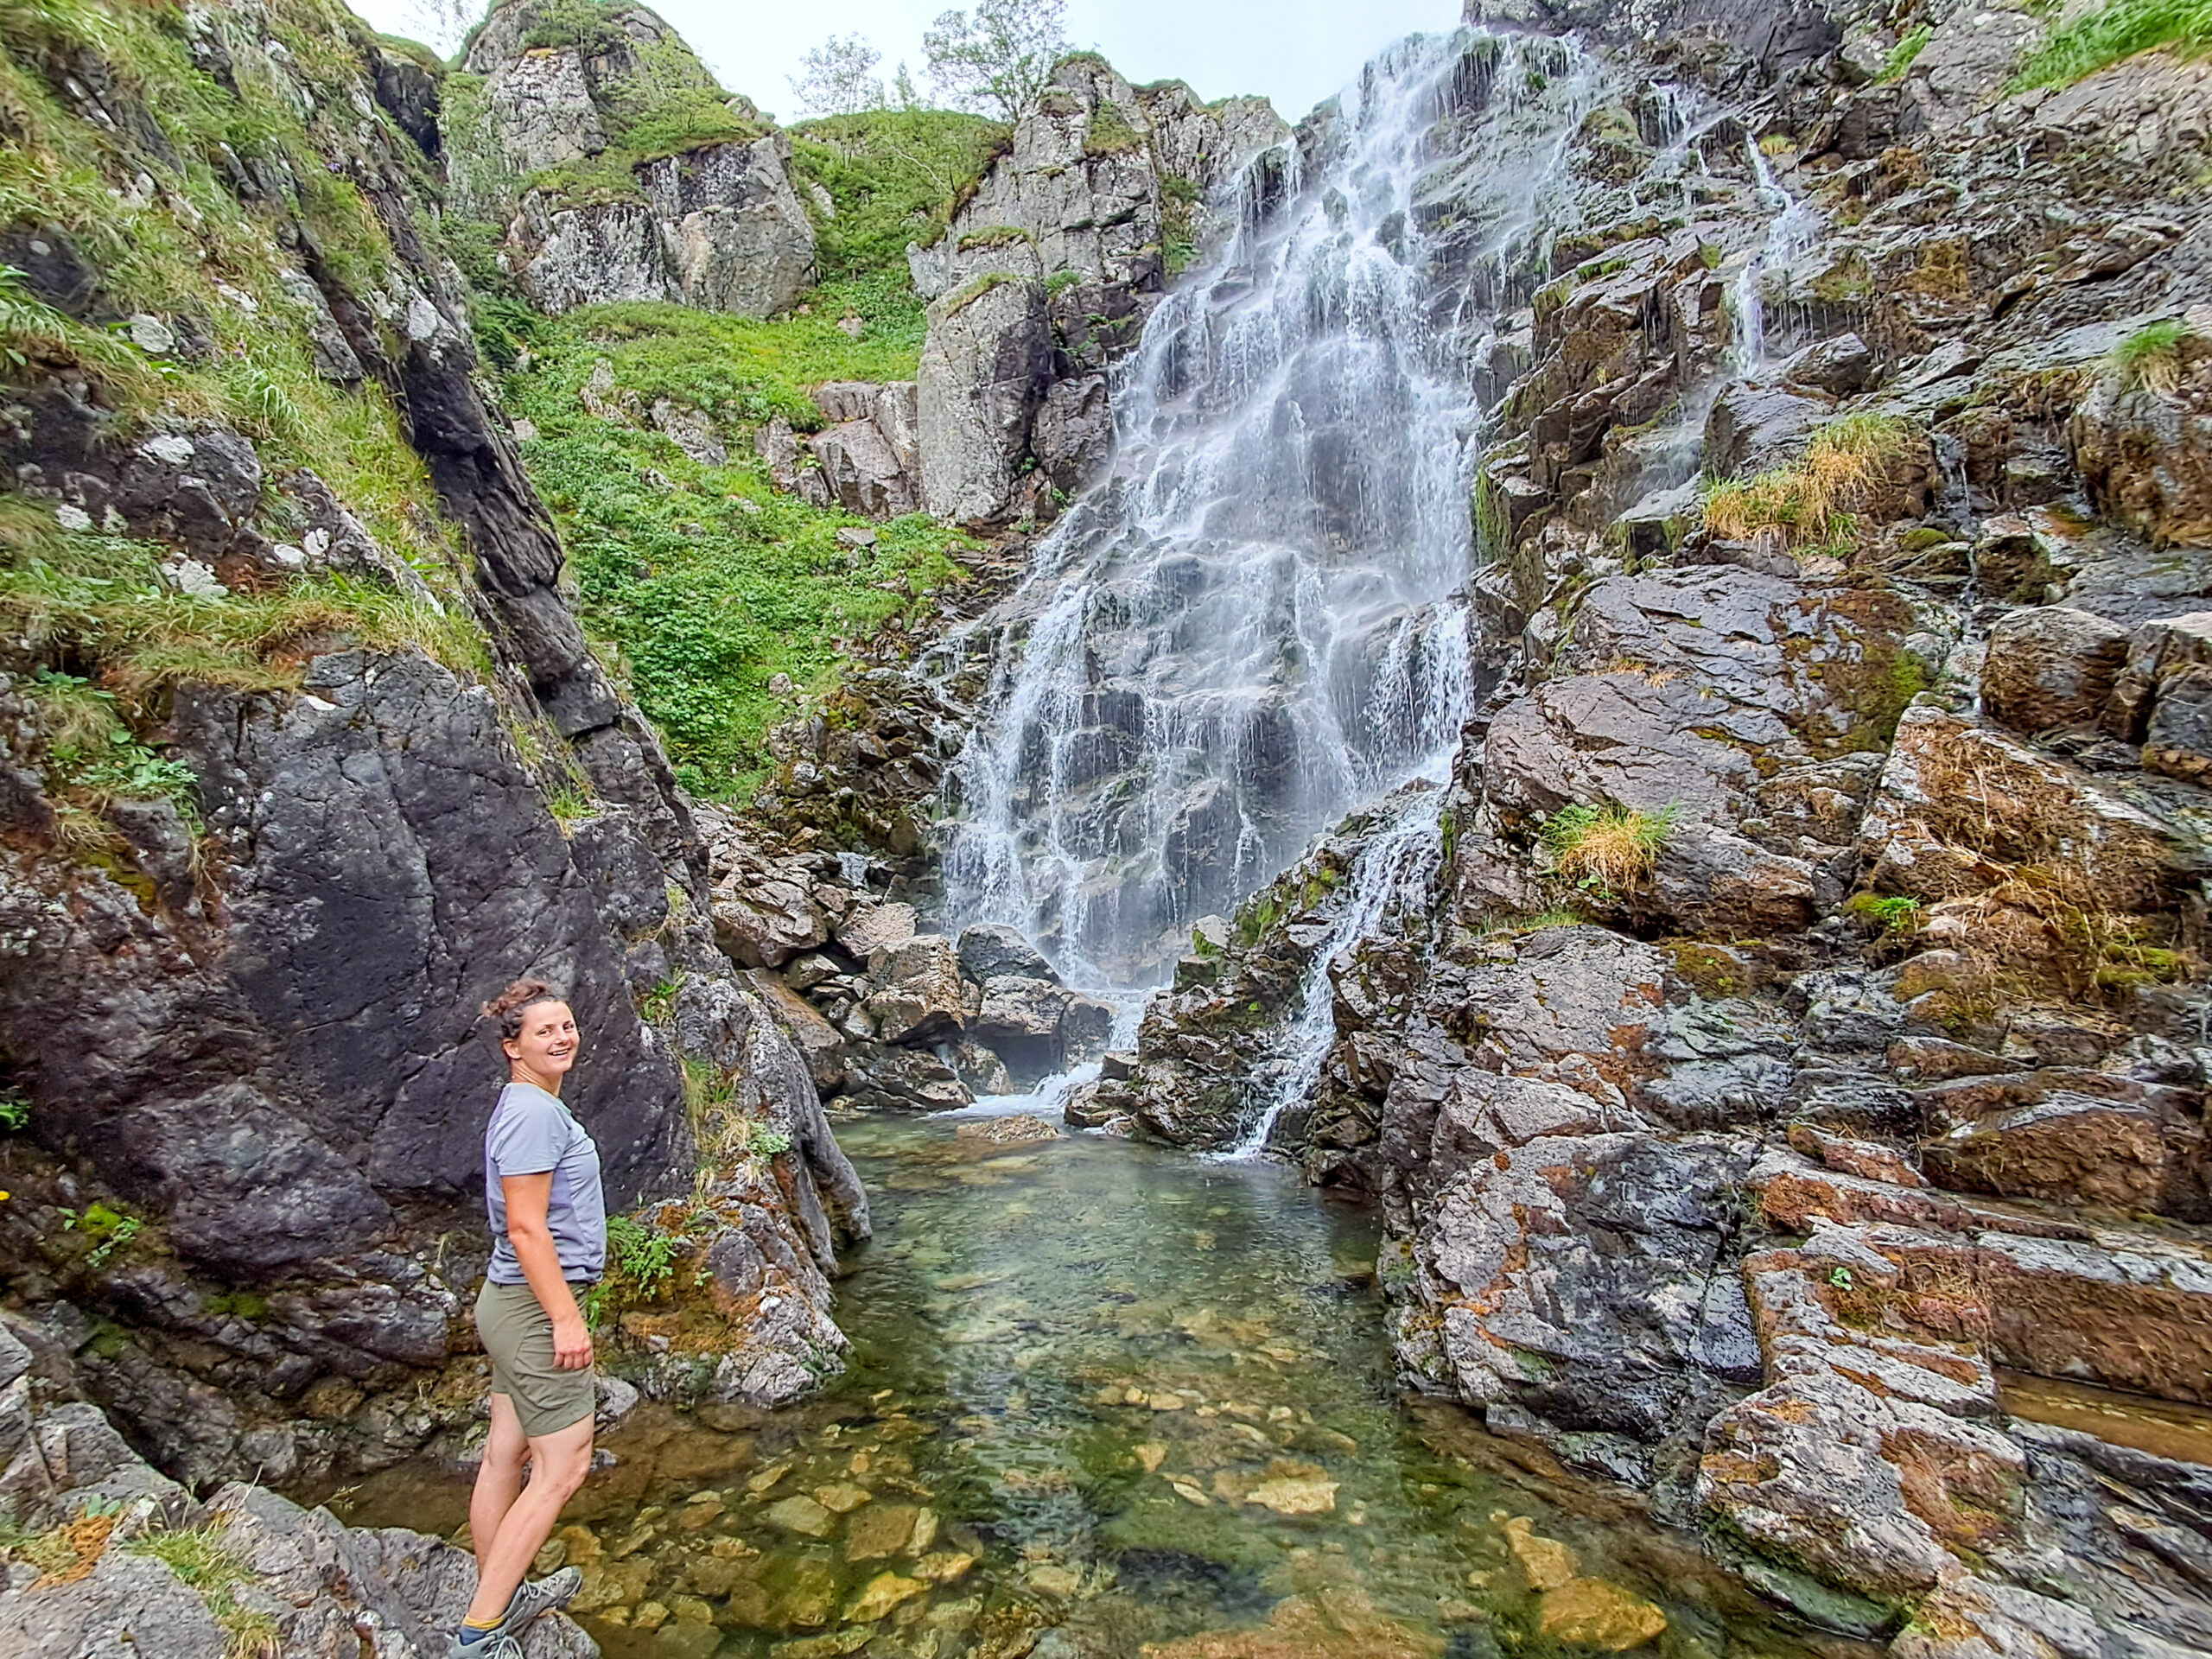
left=533, top=1422, right=594, bottom=1497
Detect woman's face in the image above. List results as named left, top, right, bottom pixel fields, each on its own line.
left=503, top=1001, right=580, bottom=1081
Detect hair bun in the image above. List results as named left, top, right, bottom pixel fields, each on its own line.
left=484, top=977, right=564, bottom=1041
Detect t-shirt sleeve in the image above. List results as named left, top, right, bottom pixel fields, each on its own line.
left=489, top=1096, right=564, bottom=1178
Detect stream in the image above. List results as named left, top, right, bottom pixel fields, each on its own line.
left=333, top=1115, right=1863, bottom=1659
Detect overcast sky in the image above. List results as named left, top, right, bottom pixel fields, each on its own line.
left=346, top=0, right=1465, bottom=125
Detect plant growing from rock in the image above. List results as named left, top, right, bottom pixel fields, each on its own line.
left=125, top=1524, right=281, bottom=1658
left=1539, top=801, right=1678, bottom=895
left=2111, top=317, right=2199, bottom=395
left=1875, top=24, right=1934, bottom=84
left=1700, top=412, right=1911, bottom=553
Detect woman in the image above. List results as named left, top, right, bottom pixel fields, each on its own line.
left=449, top=979, right=604, bottom=1657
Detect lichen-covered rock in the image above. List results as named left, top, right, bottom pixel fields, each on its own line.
left=918, top=276, right=1054, bottom=527
left=509, top=137, right=815, bottom=318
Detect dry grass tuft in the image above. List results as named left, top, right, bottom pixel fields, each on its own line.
left=1541, top=801, right=1678, bottom=893
left=1702, top=413, right=1912, bottom=552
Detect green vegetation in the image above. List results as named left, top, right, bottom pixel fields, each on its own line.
left=0, top=1087, right=28, bottom=1133
left=2013, top=0, right=2212, bottom=88
left=499, top=300, right=977, bottom=795
left=1875, top=24, right=1934, bottom=83
left=0, top=0, right=486, bottom=652
left=2112, top=316, right=2199, bottom=393
left=791, top=108, right=1007, bottom=280
left=1701, top=413, right=1912, bottom=554
left=1084, top=103, right=1147, bottom=156
left=1846, top=892, right=1924, bottom=935
left=1539, top=801, right=1679, bottom=894
left=2, top=506, right=485, bottom=842
left=126, top=1524, right=281, bottom=1658
left=60, top=1201, right=142, bottom=1270
left=458, top=3, right=765, bottom=215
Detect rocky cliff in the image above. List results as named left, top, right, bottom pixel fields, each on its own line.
left=447, top=0, right=816, bottom=317
left=909, top=56, right=1288, bottom=527
left=1103, top=1, right=2212, bottom=1651
left=0, top=0, right=863, bottom=1504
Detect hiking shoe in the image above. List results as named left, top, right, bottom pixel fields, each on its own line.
left=443, top=1629, right=522, bottom=1659
left=503, top=1567, right=583, bottom=1629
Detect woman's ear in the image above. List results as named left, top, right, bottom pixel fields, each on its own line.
left=500, top=1037, right=521, bottom=1062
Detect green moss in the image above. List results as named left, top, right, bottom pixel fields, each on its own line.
left=956, top=224, right=1033, bottom=252
left=200, top=1289, right=269, bottom=1320
left=1084, top=104, right=1147, bottom=157
left=2013, top=0, right=2212, bottom=88
left=939, top=269, right=1021, bottom=317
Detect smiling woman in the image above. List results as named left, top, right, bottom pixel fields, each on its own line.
left=450, top=978, right=610, bottom=1659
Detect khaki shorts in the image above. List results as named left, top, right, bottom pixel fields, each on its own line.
left=475, top=1281, right=596, bottom=1439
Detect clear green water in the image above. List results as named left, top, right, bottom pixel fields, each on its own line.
left=334, top=1116, right=1857, bottom=1659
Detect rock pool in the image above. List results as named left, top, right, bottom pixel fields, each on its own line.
left=332, top=1116, right=1866, bottom=1658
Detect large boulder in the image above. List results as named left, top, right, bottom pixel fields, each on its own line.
left=863, top=934, right=967, bottom=1046
left=918, top=276, right=1054, bottom=526
left=1980, top=605, right=2129, bottom=734
left=510, top=137, right=815, bottom=318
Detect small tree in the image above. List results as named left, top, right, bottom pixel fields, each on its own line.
left=789, top=33, right=887, bottom=117
left=922, top=0, right=1070, bottom=122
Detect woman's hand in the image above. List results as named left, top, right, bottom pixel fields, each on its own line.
left=552, top=1315, right=594, bottom=1370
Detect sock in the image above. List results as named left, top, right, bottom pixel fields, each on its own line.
left=459, top=1615, right=504, bottom=1644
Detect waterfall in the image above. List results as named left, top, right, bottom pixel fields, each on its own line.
left=1731, top=137, right=1821, bottom=371
left=941, top=31, right=1607, bottom=996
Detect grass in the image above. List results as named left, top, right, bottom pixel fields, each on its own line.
left=0, top=0, right=484, bottom=608
left=126, top=1524, right=281, bottom=1658
left=2112, top=317, right=2199, bottom=393
left=1875, top=24, right=1934, bottom=83
left=1701, top=413, right=1912, bottom=553
left=790, top=108, right=1006, bottom=281
left=1540, top=801, right=1678, bottom=894
left=2013, top=0, right=2212, bottom=88
left=499, top=300, right=978, bottom=796
left=1, top=511, right=486, bottom=724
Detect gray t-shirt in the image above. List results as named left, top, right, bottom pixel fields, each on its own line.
left=484, top=1082, right=606, bottom=1286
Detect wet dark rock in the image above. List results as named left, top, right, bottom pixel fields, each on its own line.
left=1779, top=332, right=1876, bottom=396
left=1980, top=605, right=2130, bottom=735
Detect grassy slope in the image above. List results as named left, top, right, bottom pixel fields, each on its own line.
left=0, top=0, right=494, bottom=836
left=498, top=295, right=976, bottom=799
left=468, top=98, right=1009, bottom=800
left=2014, top=0, right=2212, bottom=86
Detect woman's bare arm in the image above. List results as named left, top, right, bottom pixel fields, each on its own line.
left=501, top=1172, right=594, bottom=1370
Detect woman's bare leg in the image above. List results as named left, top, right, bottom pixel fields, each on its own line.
left=464, top=1414, right=594, bottom=1625
left=467, top=1393, right=531, bottom=1576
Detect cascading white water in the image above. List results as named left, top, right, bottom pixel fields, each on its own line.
left=1220, top=765, right=1455, bottom=1158
left=1732, top=137, right=1821, bottom=370
left=942, top=32, right=1610, bottom=1008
